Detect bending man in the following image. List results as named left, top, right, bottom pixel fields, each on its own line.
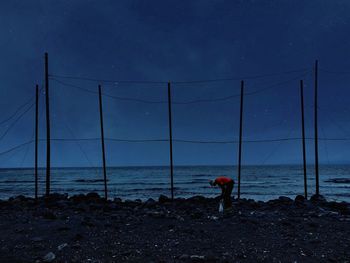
left=209, top=176, right=234, bottom=209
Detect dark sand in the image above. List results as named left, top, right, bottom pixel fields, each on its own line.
left=0, top=193, right=350, bottom=262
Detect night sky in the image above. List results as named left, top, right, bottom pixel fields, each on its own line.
left=1, top=0, right=350, bottom=168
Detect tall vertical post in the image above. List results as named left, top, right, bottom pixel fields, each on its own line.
left=98, top=85, right=108, bottom=200
left=35, top=85, right=39, bottom=199
left=300, top=80, right=307, bottom=199
left=167, top=82, right=174, bottom=201
left=45, top=52, right=51, bottom=196
left=237, top=80, right=244, bottom=200
left=314, top=60, right=319, bottom=196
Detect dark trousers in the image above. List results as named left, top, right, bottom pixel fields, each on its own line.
left=222, top=181, right=234, bottom=208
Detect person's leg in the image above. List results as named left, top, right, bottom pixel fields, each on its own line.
left=224, top=182, right=233, bottom=208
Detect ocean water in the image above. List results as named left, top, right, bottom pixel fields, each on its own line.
left=0, top=165, right=349, bottom=202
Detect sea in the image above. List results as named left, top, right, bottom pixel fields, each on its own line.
left=0, top=165, right=349, bottom=202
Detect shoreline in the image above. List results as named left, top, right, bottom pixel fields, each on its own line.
left=1, top=193, right=350, bottom=262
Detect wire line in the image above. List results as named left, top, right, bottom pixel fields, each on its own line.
left=51, top=72, right=310, bottom=105
left=49, top=68, right=309, bottom=84
left=33, top=136, right=350, bottom=144
left=3, top=136, right=350, bottom=158
left=0, top=140, right=34, bottom=157
left=0, top=96, right=35, bottom=126
left=0, top=102, right=35, bottom=142
left=319, top=68, right=350, bottom=75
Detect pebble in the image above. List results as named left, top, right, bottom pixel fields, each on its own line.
left=43, top=252, right=56, bottom=262
left=179, top=254, right=189, bottom=260
left=31, top=237, right=43, bottom=242
left=57, top=243, right=68, bottom=251
left=190, top=255, right=205, bottom=261
left=176, top=215, right=185, bottom=221
left=208, top=215, right=219, bottom=220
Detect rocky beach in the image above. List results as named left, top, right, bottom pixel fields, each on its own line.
left=0, top=193, right=350, bottom=262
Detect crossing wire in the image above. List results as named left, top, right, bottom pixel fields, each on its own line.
left=20, top=92, right=45, bottom=167
left=49, top=68, right=310, bottom=84
left=0, top=96, right=36, bottom=126
left=50, top=71, right=311, bottom=105
left=260, top=126, right=296, bottom=165
left=50, top=78, right=167, bottom=103
left=53, top=87, right=101, bottom=175
left=0, top=140, right=34, bottom=157
left=0, top=102, right=35, bottom=142
left=0, top=87, right=44, bottom=127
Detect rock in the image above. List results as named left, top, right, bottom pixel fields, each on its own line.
left=86, top=192, right=101, bottom=202
left=69, top=193, right=102, bottom=203
left=208, top=215, right=219, bottom=220
left=31, top=237, right=44, bottom=242
left=70, top=194, right=86, bottom=203
left=159, top=195, right=170, bottom=203
left=81, top=217, right=96, bottom=227
left=278, top=196, right=293, bottom=204
left=42, top=210, right=57, bottom=220
left=74, top=203, right=88, bottom=212
left=188, top=196, right=207, bottom=203
left=144, top=198, right=156, bottom=208
left=295, top=194, right=305, bottom=202
left=89, top=203, right=104, bottom=211
left=121, top=250, right=132, bottom=256
left=57, top=243, right=68, bottom=251
left=147, top=211, right=166, bottom=218
left=114, top=198, right=122, bottom=203
left=57, top=226, right=70, bottom=232
left=71, top=243, right=81, bottom=250
left=43, top=252, right=55, bottom=262
left=179, top=254, right=189, bottom=260
left=55, top=200, right=69, bottom=209
left=294, top=195, right=305, bottom=206
left=245, top=199, right=262, bottom=209
left=103, top=204, right=115, bottom=212
left=190, top=255, right=205, bottom=262
left=266, top=197, right=292, bottom=207
left=191, top=210, right=204, bottom=219
left=176, top=215, right=185, bottom=221
left=310, top=194, right=327, bottom=204
left=326, top=201, right=350, bottom=215
left=12, top=195, right=27, bottom=202
left=44, top=193, right=67, bottom=202
left=73, top=233, right=84, bottom=241
left=280, top=219, right=292, bottom=226
left=308, top=220, right=319, bottom=228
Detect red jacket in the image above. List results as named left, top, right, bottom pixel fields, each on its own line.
left=214, top=176, right=233, bottom=186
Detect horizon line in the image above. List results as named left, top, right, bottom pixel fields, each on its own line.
left=0, top=163, right=349, bottom=170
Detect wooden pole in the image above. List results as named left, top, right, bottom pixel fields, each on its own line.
left=98, top=85, right=108, bottom=200
left=35, top=85, right=39, bottom=199
left=167, top=82, right=174, bottom=201
left=45, top=52, right=51, bottom=196
left=300, top=80, right=307, bottom=199
left=237, top=80, right=244, bottom=200
left=314, top=60, right=319, bottom=196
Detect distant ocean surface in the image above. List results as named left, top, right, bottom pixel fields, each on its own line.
left=0, top=165, right=350, bottom=202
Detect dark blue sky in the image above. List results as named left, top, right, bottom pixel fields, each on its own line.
left=1, top=0, right=350, bottom=167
